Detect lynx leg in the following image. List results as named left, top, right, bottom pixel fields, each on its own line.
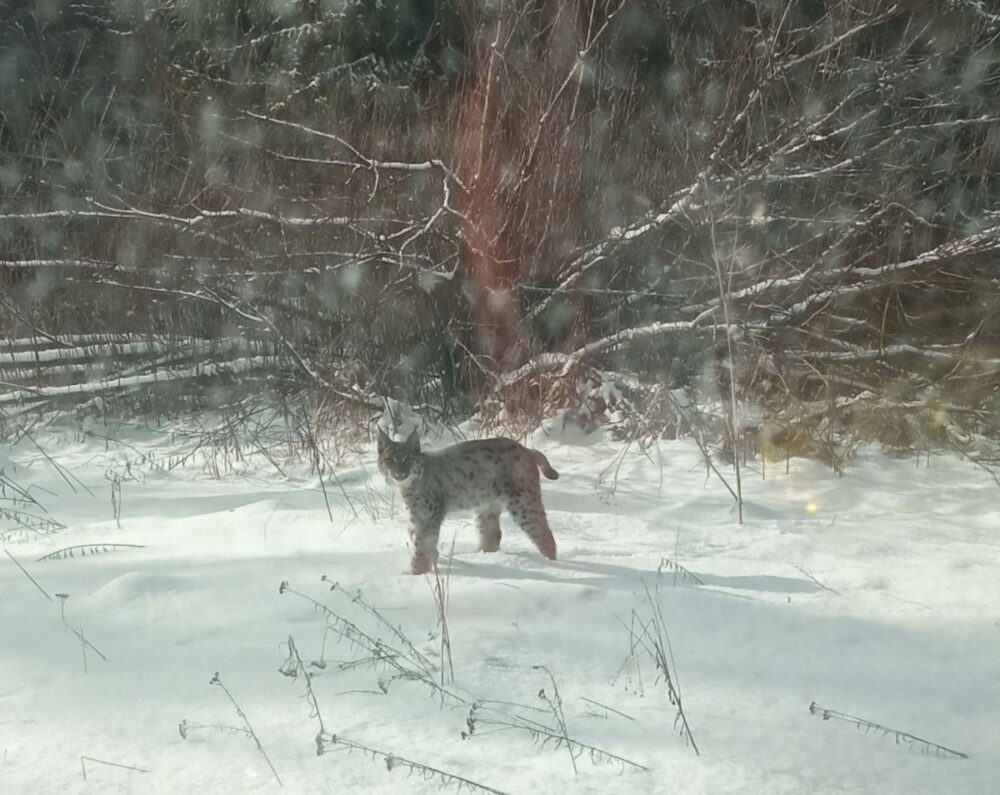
left=507, top=497, right=557, bottom=561
left=476, top=509, right=502, bottom=553
left=409, top=521, right=440, bottom=575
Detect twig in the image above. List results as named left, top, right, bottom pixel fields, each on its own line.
left=533, top=665, right=577, bottom=774
left=79, top=628, right=89, bottom=674
left=705, top=174, right=743, bottom=524
left=4, top=547, right=53, bottom=600
left=210, top=673, right=284, bottom=787
left=280, top=581, right=459, bottom=704
left=792, top=564, right=841, bottom=595
left=317, top=733, right=507, bottom=794
left=178, top=719, right=252, bottom=740
left=808, top=701, right=968, bottom=760
left=0, top=507, right=65, bottom=542
left=321, top=577, right=434, bottom=675
left=278, top=636, right=327, bottom=735
left=658, top=556, right=705, bottom=586
left=946, top=439, right=1000, bottom=489
left=110, top=472, right=122, bottom=528
left=17, top=424, right=94, bottom=497
left=38, top=543, right=145, bottom=561
left=662, top=390, right=739, bottom=502
left=80, top=756, right=149, bottom=781
left=428, top=542, right=455, bottom=689
left=621, top=585, right=699, bottom=755
left=580, top=696, right=635, bottom=722
left=463, top=702, right=647, bottom=772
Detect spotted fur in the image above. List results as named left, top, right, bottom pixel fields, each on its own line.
left=377, top=429, right=559, bottom=574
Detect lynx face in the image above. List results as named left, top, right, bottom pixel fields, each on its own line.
left=377, top=428, right=423, bottom=485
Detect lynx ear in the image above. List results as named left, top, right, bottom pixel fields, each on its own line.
left=404, top=428, right=420, bottom=450
left=377, top=428, right=391, bottom=451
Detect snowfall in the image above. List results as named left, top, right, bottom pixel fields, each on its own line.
left=1, top=416, right=998, bottom=794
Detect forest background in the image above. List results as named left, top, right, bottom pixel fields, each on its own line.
left=2, top=0, right=999, bottom=469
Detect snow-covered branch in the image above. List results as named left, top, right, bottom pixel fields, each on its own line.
left=244, top=111, right=469, bottom=194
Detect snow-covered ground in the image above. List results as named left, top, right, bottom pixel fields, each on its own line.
left=2, top=420, right=998, bottom=794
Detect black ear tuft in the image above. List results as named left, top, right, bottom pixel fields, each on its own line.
left=377, top=428, right=391, bottom=451
left=404, top=427, right=420, bottom=450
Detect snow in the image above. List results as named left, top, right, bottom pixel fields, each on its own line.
left=2, top=422, right=998, bottom=794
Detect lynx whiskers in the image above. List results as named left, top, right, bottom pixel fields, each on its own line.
left=377, top=430, right=559, bottom=574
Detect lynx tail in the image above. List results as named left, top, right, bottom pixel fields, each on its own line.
left=531, top=450, right=559, bottom=480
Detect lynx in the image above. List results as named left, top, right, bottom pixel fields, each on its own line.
left=377, top=429, right=559, bottom=574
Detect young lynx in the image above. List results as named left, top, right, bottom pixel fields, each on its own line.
left=378, top=429, right=559, bottom=574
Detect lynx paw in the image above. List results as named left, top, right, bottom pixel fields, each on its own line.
left=537, top=538, right=557, bottom=561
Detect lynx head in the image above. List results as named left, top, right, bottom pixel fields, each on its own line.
left=377, top=428, right=423, bottom=485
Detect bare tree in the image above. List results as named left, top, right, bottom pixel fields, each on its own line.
left=2, top=0, right=997, bottom=463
